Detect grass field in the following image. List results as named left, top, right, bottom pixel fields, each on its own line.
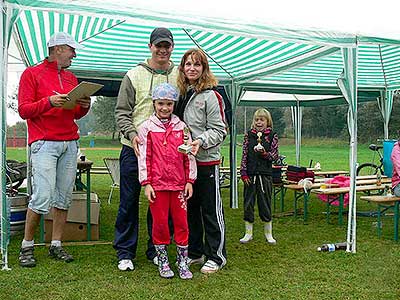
left=1, top=138, right=399, bottom=300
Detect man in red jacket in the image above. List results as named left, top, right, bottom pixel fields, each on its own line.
left=17, top=32, right=91, bottom=267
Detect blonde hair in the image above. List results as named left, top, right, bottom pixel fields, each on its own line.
left=177, top=48, right=218, bottom=95
left=251, top=108, right=273, bottom=129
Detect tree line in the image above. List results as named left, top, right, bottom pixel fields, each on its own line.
left=7, top=95, right=400, bottom=143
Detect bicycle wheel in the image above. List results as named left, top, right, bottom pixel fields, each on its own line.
left=356, top=163, right=383, bottom=195
left=356, top=163, right=379, bottom=176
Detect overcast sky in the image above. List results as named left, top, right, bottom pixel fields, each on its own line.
left=6, top=0, right=400, bottom=124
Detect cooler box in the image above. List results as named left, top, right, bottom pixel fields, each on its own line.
left=383, top=139, right=397, bottom=177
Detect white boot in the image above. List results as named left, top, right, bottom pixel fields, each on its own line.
left=239, top=221, right=253, bottom=243
left=264, top=221, right=276, bottom=244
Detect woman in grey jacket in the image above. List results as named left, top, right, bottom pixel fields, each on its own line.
left=175, top=48, right=227, bottom=274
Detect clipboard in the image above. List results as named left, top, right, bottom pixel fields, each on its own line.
left=63, top=81, right=104, bottom=109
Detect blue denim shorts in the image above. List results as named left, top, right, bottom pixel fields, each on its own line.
left=393, top=184, right=400, bottom=197
left=29, top=140, right=78, bottom=214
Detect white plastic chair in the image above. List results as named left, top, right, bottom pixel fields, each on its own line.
left=103, top=157, right=120, bottom=204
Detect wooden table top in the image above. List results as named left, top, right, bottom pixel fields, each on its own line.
left=360, top=195, right=400, bottom=204
left=312, top=184, right=388, bottom=195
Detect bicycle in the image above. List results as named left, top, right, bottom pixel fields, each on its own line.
left=356, top=144, right=386, bottom=196
left=356, top=144, right=384, bottom=176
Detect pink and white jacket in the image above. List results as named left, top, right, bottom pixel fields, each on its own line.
left=391, top=141, right=400, bottom=189
left=138, top=114, right=197, bottom=191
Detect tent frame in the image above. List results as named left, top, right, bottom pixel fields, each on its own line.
left=3, top=0, right=400, bottom=267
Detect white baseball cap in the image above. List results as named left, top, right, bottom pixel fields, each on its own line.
left=47, top=32, right=84, bottom=49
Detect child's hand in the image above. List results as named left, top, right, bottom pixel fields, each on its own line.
left=190, top=140, right=201, bottom=156
left=254, top=144, right=265, bottom=152
left=241, top=176, right=251, bottom=185
left=144, top=184, right=156, bottom=203
left=184, top=182, right=193, bottom=200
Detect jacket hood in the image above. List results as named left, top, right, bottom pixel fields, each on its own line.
left=138, top=59, right=176, bottom=75
left=149, top=113, right=180, bottom=128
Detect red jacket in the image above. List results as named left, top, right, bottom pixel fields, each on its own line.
left=18, top=59, right=89, bottom=144
left=138, top=114, right=197, bottom=191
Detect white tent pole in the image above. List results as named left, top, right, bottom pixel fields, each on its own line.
left=290, top=102, right=302, bottom=166
left=338, top=47, right=358, bottom=254
left=383, top=90, right=394, bottom=139
left=229, top=82, right=240, bottom=209
left=1, top=0, right=19, bottom=271
left=296, top=100, right=302, bottom=166
left=243, top=107, right=247, bottom=135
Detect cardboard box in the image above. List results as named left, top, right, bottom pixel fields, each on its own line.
left=44, top=221, right=99, bottom=242
left=45, top=192, right=100, bottom=224
left=44, top=192, right=100, bottom=241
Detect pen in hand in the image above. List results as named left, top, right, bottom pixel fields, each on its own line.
left=53, top=90, right=71, bottom=101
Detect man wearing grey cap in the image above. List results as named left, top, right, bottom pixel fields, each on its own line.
left=17, top=32, right=91, bottom=267
left=114, top=27, right=177, bottom=271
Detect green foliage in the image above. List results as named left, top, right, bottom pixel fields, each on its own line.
left=6, top=121, right=27, bottom=137
left=91, top=96, right=118, bottom=138
left=302, top=105, right=348, bottom=139
left=2, top=140, right=400, bottom=300
left=236, top=97, right=400, bottom=143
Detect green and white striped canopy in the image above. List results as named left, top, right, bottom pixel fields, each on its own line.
left=7, top=0, right=400, bottom=96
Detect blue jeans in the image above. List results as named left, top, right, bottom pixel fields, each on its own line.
left=29, top=140, right=78, bottom=214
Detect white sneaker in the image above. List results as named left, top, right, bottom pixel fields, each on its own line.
left=200, top=260, right=220, bottom=274
left=152, top=256, right=159, bottom=266
left=187, top=255, right=205, bottom=266
left=118, top=259, right=134, bottom=271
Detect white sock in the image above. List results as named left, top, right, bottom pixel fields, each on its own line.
left=51, top=240, right=62, bottom=247
left=22, top=239, right=34, bottom=248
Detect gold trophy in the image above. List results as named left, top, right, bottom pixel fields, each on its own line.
left=178, top=127, right=193, bottom=154
left=254, top=132, right=264, bottom=152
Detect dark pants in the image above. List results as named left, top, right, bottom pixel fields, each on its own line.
left=188, top=165, right=227, bottom=267
left=113, top=145, right=155, bottom=260
left=243, top=175, right=273, bottom=223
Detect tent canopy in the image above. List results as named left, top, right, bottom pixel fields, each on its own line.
left=7, top=0, right=400, bottom=97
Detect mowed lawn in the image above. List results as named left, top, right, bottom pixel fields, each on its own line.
left=1, top=138, right=400, bottom=300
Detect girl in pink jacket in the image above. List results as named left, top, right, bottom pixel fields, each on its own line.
left=391, top=140, right=400, bottom=196
left=138, top=83, right=197, bottom=279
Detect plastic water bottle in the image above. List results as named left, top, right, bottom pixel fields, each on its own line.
left=385, top=185, right=392, bottom=196
left=317, top=242, right=347, bottom=252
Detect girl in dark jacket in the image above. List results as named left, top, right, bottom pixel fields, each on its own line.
left=240, top=108, right=279, bottom=244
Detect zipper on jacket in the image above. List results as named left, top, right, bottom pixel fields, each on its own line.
left=58, top=70, right=64, bottom=90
